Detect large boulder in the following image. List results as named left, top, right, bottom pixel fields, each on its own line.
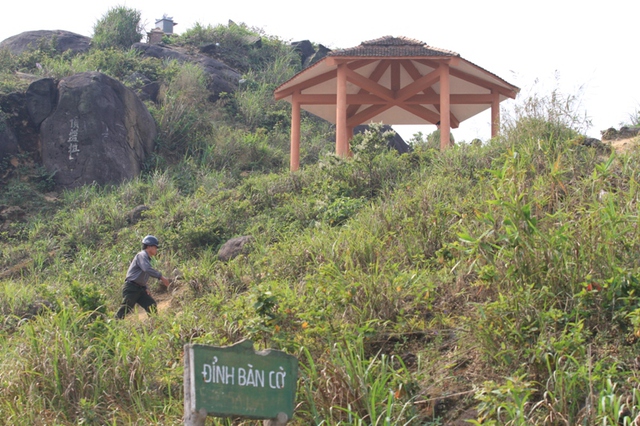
left=218, top=236, right=254, bottom=262
left=601, top=126, right=640, bottom=141
left=0, top=92, right=40, bottom=158
left=0, top=30, right=91, bottom=55
left=0, top=112, right=19, bottom=163
left=303, top=44, right=331, bottom=68
left=26, top=78, right=57, bottom=127
left=132, top=43, right=241, bottom=101
left=40, top=71, right=157, bottom=188
left=291, top=40, right=315, bottom=67
left=354, top=124, right=411, bottom=154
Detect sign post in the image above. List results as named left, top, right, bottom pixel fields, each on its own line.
left=184, top=340, right=298, bottom=425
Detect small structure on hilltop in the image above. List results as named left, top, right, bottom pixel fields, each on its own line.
left=156, top=15, right=178, bottom=34
left=275, top=36, right=520, bottom=171
left=148, top=15, right=178, bottom=44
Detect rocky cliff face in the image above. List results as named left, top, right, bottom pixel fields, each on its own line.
left=40, top=72, right=157, bottom=188
left=0, top=29, right=334, bottom=189
left=0, top=30, right=91, bottom=55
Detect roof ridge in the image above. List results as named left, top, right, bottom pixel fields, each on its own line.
left=328, top=35, right=459, bottom=57
left=361, top=35, right=425, bottom=46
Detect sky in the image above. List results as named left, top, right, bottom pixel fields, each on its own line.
left=2, top=0, right=639, bottom=142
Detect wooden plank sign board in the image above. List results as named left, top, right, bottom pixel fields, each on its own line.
left=184, top=340, right=298, bottom=420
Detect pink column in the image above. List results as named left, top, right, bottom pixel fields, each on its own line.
left=439, top=64, right=451, bottom=150
left=290, top=93, right=301, bottom=171
left=336, top=63, right=348, bottom=156
left=491, top=91, right=500, bottom=138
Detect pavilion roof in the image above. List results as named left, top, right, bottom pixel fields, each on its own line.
left=328, top=35, right=459, bottom=58
left=274, top=36, right=519, bottom=127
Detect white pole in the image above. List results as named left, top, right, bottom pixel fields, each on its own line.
left=264, top=412, right=288, bottom=426
left=184, top=344, right=207, bottom=426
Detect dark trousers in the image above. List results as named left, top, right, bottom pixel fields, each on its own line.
left=115, top=281, right=157, bottom=319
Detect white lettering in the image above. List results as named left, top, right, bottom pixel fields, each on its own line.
left=276, top=368, right=286, bottom=389
left=215, top=365, right=226, bottom=384
left=200, top=359, right=287, bottom=390
left=202, top=364, right=212, bottom=383
left=225, top=366, right=235, bottom=385
left=238, top=367, right=247, bottom=386
left=67, top=117, right=80, bottom=160
left=254, top=369, right=264, bottom=387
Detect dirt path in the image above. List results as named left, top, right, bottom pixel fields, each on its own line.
left=608, top=136, right=638, bottom=153
left=135, top=284, right=183, bottom=320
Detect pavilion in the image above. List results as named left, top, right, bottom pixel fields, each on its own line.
left=274, top=36, right=520, bottom=171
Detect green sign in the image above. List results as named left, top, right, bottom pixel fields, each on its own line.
left=184, top=340, right=298, bottom=420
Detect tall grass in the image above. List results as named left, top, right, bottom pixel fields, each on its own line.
left=3, top=16, right=640, bottom=424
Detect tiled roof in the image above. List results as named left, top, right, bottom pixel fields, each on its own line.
left=328, top=36, right=459, bottom=57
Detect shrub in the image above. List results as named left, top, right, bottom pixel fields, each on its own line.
left=501, top=83, right=591, bottom=144
left=149, top=62, right=211, bottom=153
left=92, top=6, right=143, bottom=50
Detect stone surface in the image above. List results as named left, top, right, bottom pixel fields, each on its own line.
left=218, top=235, right=254, bottom=262
left=0, top=112, right=19, bottom=163
left=354, top=124, right=411, bottom=154
left=0, top=30, right=91, bottom=55
left=303, top=44, right=331, bottom=68
left=132, top=43, right=241, bottom=101
left=124, top=72, right=160, bottom=103
left=291, top=40, right=315, bottom=67
left=40, top=72, right=157, bottom=188
left=0, top=92, right=40, bottom=159
left=26, top=78, right=57, bottom=127
left=601, top=126, right=640, bottom=141
left=127, top=205, right=150, bottom=224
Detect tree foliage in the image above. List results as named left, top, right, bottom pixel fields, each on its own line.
left=92, top=5, right=143, bottom=50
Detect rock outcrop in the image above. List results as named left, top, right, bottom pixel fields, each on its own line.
left=601, top=126, right=640, bottom=141
left=291, top=40, right=332, bottom=68
left=26, top=78, right=57, bottom=127
left=354, top=124, right=411, bottom=154
left=0, top=30, right=91, bottom=55
left=0, top=92, right=40, bottom=159
left=0, top=112, right=19, bottom=164
left=40, top=72, right=157, bottom=188
left=132, top=43, right=241, bottom=101
left=218, top=236, right=254, bottom=262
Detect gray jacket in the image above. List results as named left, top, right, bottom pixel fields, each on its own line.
left=125, top=250, right=162, bottom=287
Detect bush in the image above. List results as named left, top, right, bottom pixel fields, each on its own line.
left=92, top=6, right=143, bottom=50
left=501, top=83, right=591, bottom=144
left=40, top=48, right=162, bottom=81
left=149, top=62, right=211, bottom=153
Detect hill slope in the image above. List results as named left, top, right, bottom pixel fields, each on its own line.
left=2, top=19, right=640, bottom=425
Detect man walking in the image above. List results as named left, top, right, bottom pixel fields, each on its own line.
left=115, top=235, right=170, bottom=319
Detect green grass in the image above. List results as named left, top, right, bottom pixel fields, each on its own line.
left=2, top=10, right=640, bottom=425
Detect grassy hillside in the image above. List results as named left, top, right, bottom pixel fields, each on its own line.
left=2, top=14, right=640, bottom=426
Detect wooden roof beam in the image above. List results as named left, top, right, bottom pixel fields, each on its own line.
left=274, top=60, right=375, bottom=100
left=347, top=60, right=391, bottom=117
left=399, top=61, right=461, bottom=127
left=296, top=93, right=386, bottom=105
left=347, top=104, right=392, bottom=126
left=344, top=67, right=396, bottom=102
left=415, top=59, right=517, bottom=98
left=404, top=93, right=496, bottom=104
left=400, top=104, right=443, bottom=125
left=395, top=68, right=440, bottom=101
left=275, top=70, right=336, bottom=100
left=449, top=68, right=517, bottom=99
